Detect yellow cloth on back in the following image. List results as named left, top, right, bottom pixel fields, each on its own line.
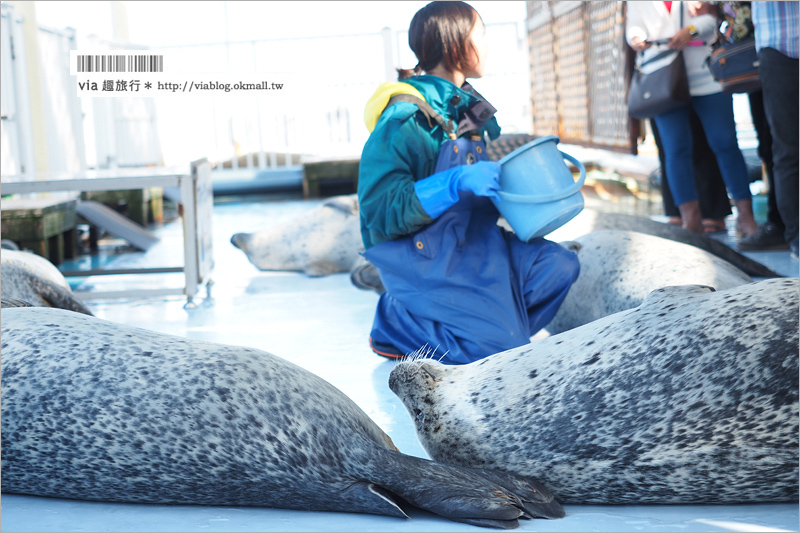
left=363, top=82, right=426, bottom=133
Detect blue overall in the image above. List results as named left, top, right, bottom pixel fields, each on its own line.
left=364, top=134, right=580, bottom=365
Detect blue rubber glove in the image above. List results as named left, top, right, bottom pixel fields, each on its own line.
left=414, top=161, right=502, bottom=218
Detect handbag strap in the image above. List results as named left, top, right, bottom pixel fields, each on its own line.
left=640, top=48, right=681, bottom=67
left=638, top=6, right=684, bottom=67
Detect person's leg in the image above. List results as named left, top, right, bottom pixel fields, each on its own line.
left=651, top=118, right=681, bottom=223
left=508, top=238, right=579, bottom=338
left=748, top=90, right=782, bottom=228
left=653, top=106, right=703, bottom=232
left=654, top=111, right=730, bottom=229
left=738, top=89, right=788, bottom=250
left=758, top=47, right=799, bottom=254
left=689, top=109, right=731, bottom=232
left=690, top=92, right=758, bottom=236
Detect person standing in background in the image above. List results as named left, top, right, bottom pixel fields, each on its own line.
left=751, top=1, right=799, bottom=257
left=715, top=1, right=788, bottom=250
left=738, top=88, right=789, bottom=250
left=651, top=111, right=732, bottom=234
left=627, top=1, right=760, bottom=237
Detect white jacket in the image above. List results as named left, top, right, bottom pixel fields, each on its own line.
left=626, top=1, right=722, bottom=96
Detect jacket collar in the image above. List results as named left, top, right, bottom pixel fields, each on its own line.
left=401, top=75, right=501, bottom=140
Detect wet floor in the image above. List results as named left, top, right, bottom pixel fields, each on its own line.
left=2, top=191, right=797, bottom=532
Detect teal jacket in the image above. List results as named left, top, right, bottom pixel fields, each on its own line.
left=358, top=75, right=501, bottom=249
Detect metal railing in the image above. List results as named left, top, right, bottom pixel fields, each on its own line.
left=1, top=9, right=531, bottom=188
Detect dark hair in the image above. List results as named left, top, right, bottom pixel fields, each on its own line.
left=397, top=1, right=480, bottom=80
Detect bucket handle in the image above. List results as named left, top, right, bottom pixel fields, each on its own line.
left=496, top=151, right=586, bottom=204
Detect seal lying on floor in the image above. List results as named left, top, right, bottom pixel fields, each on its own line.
left=546, top=230, right=753, bottom=334
left=231, top=194, right=364, bottom=276
left=0, top=307, right=563, bottom=529
left=232, top=193, right=778, bottom=283
left=547, top=209, right=780, bottom=278
left=0, top=250, right=92, bottom=315
left=389, top=278, right=799, bottom=504
left=353, top=209, right=780, bottom=294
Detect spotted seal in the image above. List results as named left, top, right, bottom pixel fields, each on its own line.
left=389, top=278, right=799, bottom=504
left=231, top=194, right=363, bottom=276
left=354, top=209, right=780, bottom=294
left=1, top=308, right=563, bottom=529
left=0, top=250, right=92, bottom=315
left=548, top=209, right=780, bottom=278
left=546, top=230, right=753, bottom=334
left=233, top=194, right=778, bottom=283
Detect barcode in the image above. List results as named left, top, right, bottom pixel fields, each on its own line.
left=76, top=54, right=164, bottom=73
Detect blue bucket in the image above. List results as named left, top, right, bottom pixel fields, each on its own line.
left=493, top=135, right=586, bottom=242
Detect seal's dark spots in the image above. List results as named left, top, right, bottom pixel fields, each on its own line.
left=583, top=354, right=600, bottom=365
left=528, top=370, right=538, bottom=379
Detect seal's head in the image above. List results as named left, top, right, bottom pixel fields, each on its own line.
left=389, top=358, right=448, bottom=428
left=389, top=355, right=513, bottom=470
left=229, top=195, right=363, bottom=276
left=389, top=357, right=482, bottom=462
left=230, top=232, right=250, bottom=251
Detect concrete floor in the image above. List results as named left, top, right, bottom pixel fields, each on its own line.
left=2, top=193, right=798, bottom=532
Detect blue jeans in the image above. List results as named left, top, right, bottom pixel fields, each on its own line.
left=759, top=47, right=799, bottom=249
left=653, top=92, right=751, bottom=207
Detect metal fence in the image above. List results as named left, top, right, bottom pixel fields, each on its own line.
left=525, top=1, right=759, bottom=155
left=527, top=1, right=634, bottom=153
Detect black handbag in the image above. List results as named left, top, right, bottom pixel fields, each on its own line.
left=628, top=7, right=691, bottom=120
left=707, top=37, right=761, bottom=93
left=628, top=48, right=691, bottom=119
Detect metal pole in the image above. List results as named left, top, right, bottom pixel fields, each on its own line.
left=381, top=27, right=394, bottom=82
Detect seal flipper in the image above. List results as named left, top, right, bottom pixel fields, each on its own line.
left=640, top=284, right=715, bottom=309
left=339, top=482, right=408, bottom=519
left=462, top=467, right=565, bottom=519
left=32, top=276, right=93, bottom=315
left=1, top=298, right=35, bottom=308
left=304, top=261, right=339, bottom=277
left=372, top=450, right=564, bottom=529
left=445, top=514, right=523, bottom=529
left=349, top=255, right=385, bottom=294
